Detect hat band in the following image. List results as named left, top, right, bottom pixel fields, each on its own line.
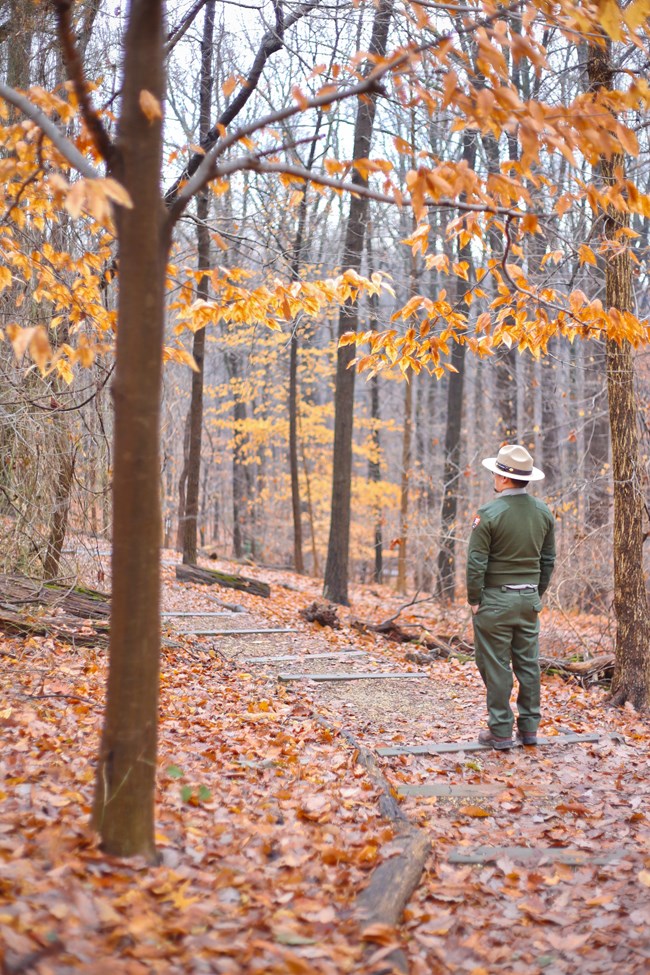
left=496, top=460, right=532, bottom=476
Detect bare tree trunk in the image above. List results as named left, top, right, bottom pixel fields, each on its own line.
left=288, top=331, right=304, bottom=573
left=288, top=118, right=321, bottom=574
left=227, top=349, right=249, bottom=559
left=436, top=131, right=476, bottom=600
left=366, top=233, right=383, bottom=584
left=92, top=0, right=166, bottom=860
left=175, top=409, right=190, bottom=551
left=323, top=0, right=393, bottom=604
left=396, top=377, right=412, bottom=593
left=182, top=0, right=215, bottom=565
left=43, top=428, right=75, bottom=579
left=369, top=372, right=383, bottom=584
left=587, top=39, right=650, bottom=708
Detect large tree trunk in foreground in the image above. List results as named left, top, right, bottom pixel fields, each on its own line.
left=92, top=0, right=166, bottom=859
left=182, top=0, right=215, bottom=565
left=588, top=39, right=650, bottom=708
left=323, top=0, right=393, bottom=605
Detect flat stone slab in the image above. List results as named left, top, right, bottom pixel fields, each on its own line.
left=177, top=627, right=296, bottom=636
left=398, top=783, right=504, bottom=798
left=377, top=732, right=607, bottom=757
left=278, top=671, right=428, bottom=682
left=243, top=651, right=368, bottom=663
left=448, top=845, right=625, bottom=866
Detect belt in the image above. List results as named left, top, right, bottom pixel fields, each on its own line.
left=504, top=584, right=537, bottom=590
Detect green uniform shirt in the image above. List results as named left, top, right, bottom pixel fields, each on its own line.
left=466, top=493, right=556, bottom=605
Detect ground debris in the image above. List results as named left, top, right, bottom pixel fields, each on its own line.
left=300, top=600, right=341, bottom=629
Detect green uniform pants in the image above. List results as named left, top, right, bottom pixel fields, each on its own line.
left=472, top=586, right=543, bottom=738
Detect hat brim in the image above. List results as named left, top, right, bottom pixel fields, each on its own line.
left=482, top=457, right=545, bottom=481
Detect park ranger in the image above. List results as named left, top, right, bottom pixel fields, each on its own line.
left=467, top=444, right=556, bottom=750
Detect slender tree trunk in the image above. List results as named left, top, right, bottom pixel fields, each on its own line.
left=396, top=377, right=413, bottom=593
left=92, top=0, right=166, bottom=860
left=587, top=39, right=650, bottom=708
left=323, top=0, right=393, bottom=604
left=289, top=330, right=304, bottom=573
left=365, top=232, right=383, bottom=584
left=182, top=0, right=215, bottom=564
left=227, top=350, right=248, bottom=559
left=436, top=131, right=476, bottom=600
left=175, top=409, right=190, bottom=551
left=43, top=430, right=75, bottom=579
left=368, top=371, right=383, bottom=584
left=288, top=119, right=321, bottom=574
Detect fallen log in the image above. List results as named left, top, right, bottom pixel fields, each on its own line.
left=0, top=574, right=110, bottom=618
left=335, top=725, right=431, bottom=974
left=0, top=609, right=109, bottom=647
left=175, top=563, right=270, bottom=598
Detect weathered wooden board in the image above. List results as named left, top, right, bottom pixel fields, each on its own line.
left=397, top=783, right=504, bottom=798
left=177, top=627, right=296, bottom=636
left=448, top=845, right=625, bottom=866
left=161, top=611, right=235, bottom=618
left=243, top=650, right=367, bottom=663
left=278, top=671, right=428, bottom=682
left=377, top=732, right=607, bottom=757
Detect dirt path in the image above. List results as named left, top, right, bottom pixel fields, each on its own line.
left=194, top=569, right=650, bottom=975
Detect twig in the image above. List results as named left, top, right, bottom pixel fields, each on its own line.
left=51, top=0, right=116, bottom=167
left=25, top=692, right=98, bottom=706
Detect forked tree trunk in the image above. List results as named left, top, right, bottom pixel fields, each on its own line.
left=323, top=0, right=393, bottom=605
left=587, top=39, right=650, bottom=708
left=182, top=0, right=215, bottom=565
left=91, top=0, right=166, bottom=859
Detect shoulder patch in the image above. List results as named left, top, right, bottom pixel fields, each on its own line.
left=472, top=514, right=481, bottom=529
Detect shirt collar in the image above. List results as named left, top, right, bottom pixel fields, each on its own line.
left=500, top=487, right=528, bottom=496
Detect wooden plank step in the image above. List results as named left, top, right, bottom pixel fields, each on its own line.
left=448, top=845, right=625, bottom=866
left=161, top=611, right=235, bottom=618
left=243, top=651, right=368, bottom=663
left=278, top=671, right=428, bottom=682
left=377, top=732, right=607, bottom=757
left=397, top=783, right=504, bottom=798
left=176, top=627, right=296, bottom=636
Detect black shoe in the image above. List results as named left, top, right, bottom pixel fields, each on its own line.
left=478, top=729, right=514, bottom=750
left=517, top=730, right=538, bottom=746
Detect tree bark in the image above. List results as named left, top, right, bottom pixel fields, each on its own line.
left=226, top=350, right=249, bottom=560
left=323, top=0, right=393, bottom=605
left=587, top=39, right=650, bottom=708
left=43, top=430, right=75, bottom=580
left=91, top=0, right=166, bottom=860
left=182, top=0, right=215, bottom=565
left=436, top=131, right=476, bottom=600
left=288, top=117, right=321, bottom=575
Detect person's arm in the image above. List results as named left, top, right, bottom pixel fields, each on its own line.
left=467, top=513, right=490, bottom=608
left=538, top=516, right=556, bottom=597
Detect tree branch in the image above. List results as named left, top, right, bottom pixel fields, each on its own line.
left=0, top=82, right=99, bottom=178
left=164, top=0, right=323, bottom=207
left=51, top=0, right=116, bottom=168
left=164, top=0, right=211, bottom=55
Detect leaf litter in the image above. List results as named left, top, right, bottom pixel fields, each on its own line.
left=0, top=553, right=649, bottom=974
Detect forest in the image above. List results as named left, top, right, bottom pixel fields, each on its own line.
left=1, top=0, right=650, bottom=972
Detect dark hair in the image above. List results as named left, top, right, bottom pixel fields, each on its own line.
left=514, top=479, right=529, bottom=488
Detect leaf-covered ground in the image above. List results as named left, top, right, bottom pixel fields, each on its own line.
left=1, top=556, right=649, bottom=974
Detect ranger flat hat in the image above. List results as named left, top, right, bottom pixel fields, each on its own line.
left=481, top=443, right=545, bottom=481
